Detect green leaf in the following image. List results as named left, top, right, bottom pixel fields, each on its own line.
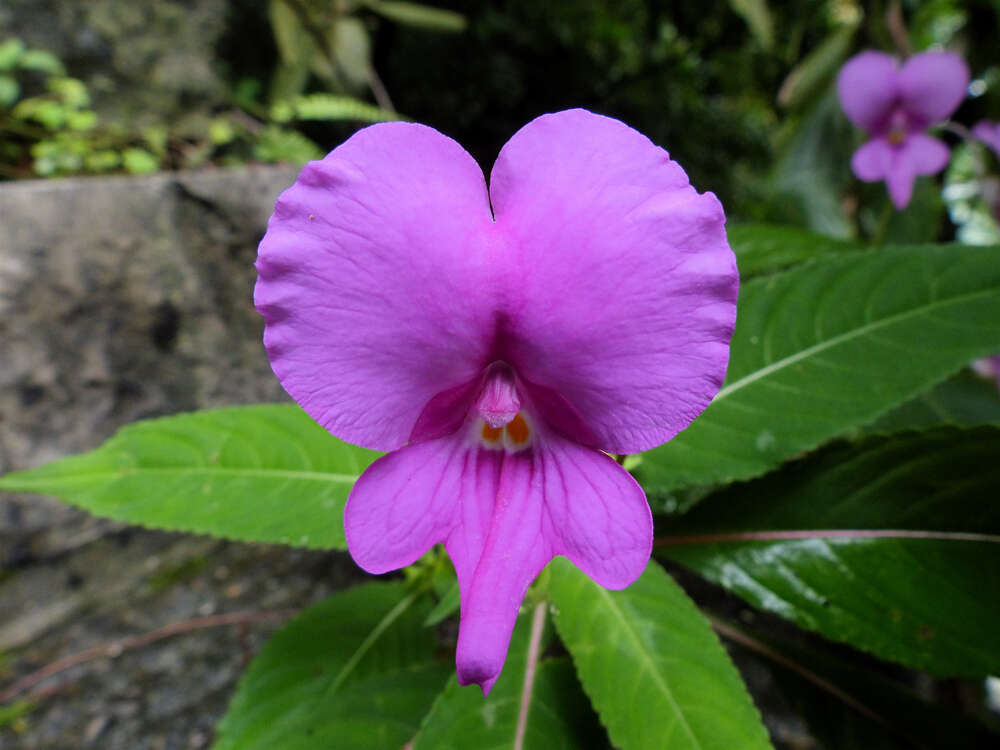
left=65, top=109, right=97, bottom=131
left=47, top=76, right=89, bottom=108
left=13, top=97, right=66, bottom=129
left=638, top=243, right=1000, bottom=494
left=423, top=579, right=461, bottom=627
left=212, top=582, right=451, bottom=750
left=268, top=0, right=316, bottom=68
left=860, top=369, right=1000, bottom=435
left=769, top=89, right=855, bottom=237
left=777, top=24, right=856, bottom=110
left=0, top=74, right=19, bottom=107
left=330, top=17, right=373, bottom=90
left=18, top=48, right=65, bottom=75
left=0, top=405, right=379, bottom=549
left=253, top=125, right=324, bottom=164
left=280, top=93, right=398, bottom=123
left=718, top=618, right=1000, bottom=750
left=413, top=605, right=606, bottom=749
left=549, top=559, right=772, bottom=750
left=84, top=149, right=122, bottom=171
left=361, top=0, right=468, bottom=32
left=121, top=147, right=159, bottom=174
left=660, top=426, right=1000, bottom=676
left=728, top=0, right=773, bottom=49
left=728, top=223, right=859, bottom=277
left=0, top=39, right=26, bottom=72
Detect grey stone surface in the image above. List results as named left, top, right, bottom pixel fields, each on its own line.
left=0, top=166, right=368, bottom=749
left=0, top=165, right=298, bottom=475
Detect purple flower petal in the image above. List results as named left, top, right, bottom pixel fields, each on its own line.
left=898, top=51, right=969, bottom=130
left=344, top=419, right=651, bottom=694
left=851, top=137, right=894, bottom=183
left=489, top=109, right=737, bottom=454
left=974, top=121, right=1000, bottom=158
left=254, top=122, right=496, bottom=451
left=837, top=51, right=900, bottom=135
left=850, top=134, right=949, bottom=209
left=259, top=109, right=734, bottom=693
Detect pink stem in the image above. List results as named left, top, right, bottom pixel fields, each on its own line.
left=655, top=529, right=1000, bottom=548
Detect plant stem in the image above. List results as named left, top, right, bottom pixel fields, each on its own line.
left=514, top=601, right=547, bottom=750
left=654, top=528, right=1000, bottom=547
left=0, top=609, right=297, bottom=703
left=871, top=200, right=893, bottom=246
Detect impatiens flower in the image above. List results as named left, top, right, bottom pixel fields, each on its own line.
left=254, top=109, right=737, bottom=693
left=973, top=120, right=1000, bottom=159
left=837, top=50, right=969, bottom=209
left=972, top=354, right=1000, bottom=392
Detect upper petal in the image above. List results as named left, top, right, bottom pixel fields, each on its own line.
left=837, top=51, right=900, bottom=134
left=254, top=122, right=495, bottom=451
left=898, top=51, right=969, bottom=130
left=488, top=109, right=738, bottom=454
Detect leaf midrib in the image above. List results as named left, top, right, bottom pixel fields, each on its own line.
left=715, top=284, right=997, bottom=402
left=593, top=585, right=701, bottom=749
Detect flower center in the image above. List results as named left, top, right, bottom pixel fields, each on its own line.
left=478, top=412, right=532, bottom=451
left=887, top=109, right=909, bottom=146
left=475, top=363, right=532, bottom=451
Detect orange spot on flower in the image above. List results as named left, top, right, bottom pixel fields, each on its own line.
left=506, top=413, right=530, bottom=445
left=482, top=423, right=503, bottom=442
left=888, top=129, right=906, bottom=146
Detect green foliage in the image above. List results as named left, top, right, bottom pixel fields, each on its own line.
left=661, top=426, right=1000, bottom=676
left=212, top=582, right=451, bottom=750
left=549, top=558, right=773, bottom=750
left=728, top=222, right=859, bottom=277
left=252, top=125, right=325, bottom=164
left=270, top=93, right=398, bottom=124
left=266, top=0, right=465, bottom=105
left=638, top=241, right=1000, bottom=495
left=412, top=607, right=605, bottom=749
left=0, top=700, right=36, bottom=731
left=0, top=41, right=164, bottom=178
left=727, top=0, right=774, bottom=50
left=726, top=621, right=1000, bottom=749
left=0, top=405, right=379, bottom=549
left=360, top=1, right=467, bottom=32
left=861, top=369, right=1000, bottom=435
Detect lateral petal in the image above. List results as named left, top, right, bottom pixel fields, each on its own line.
left=488, top=109, right=738, bottom=454
left=344, top=432, right=498, bottom=575
left=851, top=138, right=893, bottom=182
left=255, top=122, right=495, bottom=451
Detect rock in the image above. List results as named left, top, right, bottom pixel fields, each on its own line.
left=0, top=165, right=373, bottom=750
left=0, top=165, right=298, bottom=477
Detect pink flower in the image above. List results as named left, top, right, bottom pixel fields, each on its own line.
left=254, top=109, right=737, bottom=693
left=974, top=120, right=1000, bottom=159
left=972, top=355, right=1000, bottom=392
left=837, top=50, right=969, bottom=209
